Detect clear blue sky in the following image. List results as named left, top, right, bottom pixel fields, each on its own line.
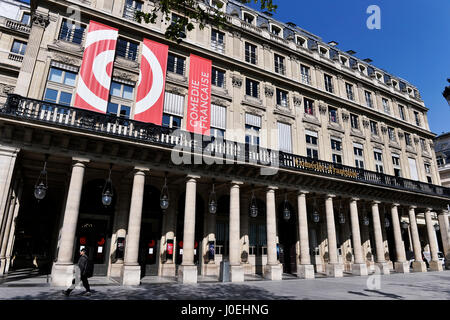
left=249, top=0, right=450, bottom=135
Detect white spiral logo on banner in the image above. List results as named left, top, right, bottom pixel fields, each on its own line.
left=135, top=43, right=164, bottom=115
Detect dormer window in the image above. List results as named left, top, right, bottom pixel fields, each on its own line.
left=211, top=0, right=226, bottom=12
left=271, top=24, right=282, bottom=37
left=375, top=72, right=383, bottom=81
left=319, top=46, right=328, bottom=57
left=243, top=12, right=255, bottom=25
left=358, top=64, right=366, bottom=74
left=392, top=80, right=398, bottom=89
left=340, top=56, right=348, bottom=66
left=407, top=87, right=413, bottom=95
left=296, top=36, right=306, bottom=47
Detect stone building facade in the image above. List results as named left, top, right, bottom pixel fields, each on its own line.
left=0, top=0, right=449, bottom=286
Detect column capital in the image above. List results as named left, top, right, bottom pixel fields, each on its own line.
left=391, top=203, right=400, bottom=208
left=326, top=194, right=336, bottom=199
left=230, top=180, right=244, bottom=187
left=186, top=174, right=201, bottom=181
left=425, top=208, right=433, bottom=213
left=350, top=197, right=360, bottom=202
left=267, top=186, right=278, bottom=191
left=72, top=157, right=90, bottom=164
left=409, top=205, right=417, bottom=210
left=371, top=200, right=381, bottom=205
left=298, top=190, right=309, bottom=196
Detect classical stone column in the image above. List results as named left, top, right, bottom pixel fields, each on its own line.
left=109, top=180, right=131, bottom=278
left=229, top=181, right=244, bottom=282
left=371, top=201, right=390, bottom=274
left=122, top=168, right=148, bottom=285
left=438, top=211, right=450, bottom=269
left=51, top=158, right=89, bottom=287
left=0, top=180, right=20, bottom=275
left=425, top=209, right=443, bottom=272
left=265, top=186, right=282, bottom=280
left=349, top=198, right=368, bottom=276
left=409, top=206, right=427, bottom=272
left=325, top=195, right=343, bottom=277
left=390, top=204, right=409, bottom=273
left=0, top=146, right=19, bottom=239
left=297, top=191, right=314, bottom=279
left=178, top=175, right=200, bottom=284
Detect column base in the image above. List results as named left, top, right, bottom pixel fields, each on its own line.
left=412, top=261, right=427, bottom=273
left=229, top=265, right=244, bottom=282
left=0, top=258, right=6, bottom=275
left=242, top=262, right=253, bottom=275
left=109, top=262, right=124, bottom=278
left=429, top=261, right=444, bottom=272
left=394, top=261, right=410, bottom=273
left=375, top=262, right=390, bottom=275
left=122, top=265, right=141, bottom=286
left=51, top=263, right=75, bottom=287
left=297, top=264, right=315, bottom=279
left=178, top=265, right=198, bottom=284
left=326, top=263, right=344, bottom=278
left=351, top=263, right=368, bottom=276
left=204, top=262, right=220, bottom=277
left=264, top=264, right=282, bottom=281
left=160, top=263, right=177, bottom=277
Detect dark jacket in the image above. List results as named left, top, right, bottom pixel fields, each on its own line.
left=78, top=254, right=89, bottom=276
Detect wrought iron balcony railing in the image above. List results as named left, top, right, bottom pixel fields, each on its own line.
left=2, top=94, right=450, bottom=199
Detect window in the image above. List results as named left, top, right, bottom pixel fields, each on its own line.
left=212, top=68, right=225, bottom=88
left=162, top=114, right=182, bottom=129
left=374, top=149, right=384, bottom=173
left=301, top=65, right=310, bottom=84
left=408, top=157, right=419, bottom=181
left=246, top=78, right=259, bottom=98
left=398, top=105, right=406, bottom=120
left=11, top=40, right=27, bottom=55
left=278, top=122, right=292, bottom=153
left=405, top=133, right=412, bottom=146
left=304, top=98, right=314, bottom=116
left=382, top=98, right=390, bottom=114
left=167, top=54, right=185, bottom=75
left=110, top=81, right=134, bottom=100
left=354, top=143, right=364, bottom=169
left=324, top=74, right=333, bottom=93
left=346, top=83, right=354, bottom=101
left=116, top=38, right=139, bottom=61
left=328, top=106, right=338, bottom=123
left=245, top=114, right=261, bottom=147
left=424, top=163, right=432, bottom=182
left=365, top=91, right=373, bottom=108
left=306, top=130, right=319, bottom=159
left=414, top=111, right=421, bottom=126
left=243, top=12, right=255, bottom=25
left=271, top=25, right=282, bottom=37
left=43, top=67, right=78, bottom=107
left=437, top=156, right=444, bottom=167
left=245, top=42, right=257, bottom=65
left=59, top=20, right=85, bottom=45
left=210, top=104, right=226, bottom=141
left=392, top=154, right=402, bottom=177
left=123, top=0, right=143, bottom=20
left=370, top=121, right=378, bottom=136
left=331, top=138, right=343, bottom=165
left=274, top=54, right=286, bottom=75
left=350, top=114, right=359, bottom=130
left=296, top=36, right=306, bottom=47
left=420, top=138, right=427, bottom=152
left=276, top=89, right=288, bottom=107
left=107, top=102, right=131, bottom=119
left=211, top=29, right=225, bottom=53
left=21, top=13, right=31, bottom=25
left=388, top=127, right=396, bottom=142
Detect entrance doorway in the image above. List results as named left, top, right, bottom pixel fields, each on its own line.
left=278, top=201, right=297, bottom=275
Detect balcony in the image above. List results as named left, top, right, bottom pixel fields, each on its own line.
left=0, top=17, right=31, bottom=34
left=1, top=94, right=450, bottom=200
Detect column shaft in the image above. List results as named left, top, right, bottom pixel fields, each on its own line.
left=391, top=205, right=406, bottom=262
left=425, top=210, right=439, bottom=262
left=297, top=192, right=311, bottom=265
left=349, top=199, right=364, bottom=264
left=325, top=196, right=338, bottom=264
left=181, top=177, right=197, bottom=266
left=371, top=202, right=386, bottom=263
left=409, top=207, right=423, bottom=262
left=229, top=183, right=241, bottom=266
left=266, top=188, right=278, bottom=266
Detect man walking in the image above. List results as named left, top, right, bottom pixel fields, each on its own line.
left=63, top=248, right=92, bottom=296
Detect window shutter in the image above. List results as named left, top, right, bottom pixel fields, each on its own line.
left=211, top=104, right=226, bottom=129
left=245, top=113, right=261, bottom=128
left=278, top=122, right=292, bottom=153
left=163, top=92, right=185, bottom=117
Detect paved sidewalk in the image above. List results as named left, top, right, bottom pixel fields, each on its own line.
left=0, top=270, right=449, bottom=300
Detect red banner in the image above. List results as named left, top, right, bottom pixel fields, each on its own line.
left=74, top=21, right=118, bottom=113
left=135, top=39, right=169, bottom=124
left=186, top=54, right=212, bottom=135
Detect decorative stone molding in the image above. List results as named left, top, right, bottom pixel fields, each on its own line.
left=293, top=96, right=302, bottom=107
left=314, top=65, right=322, bottom=71
left=232, top=75, right=242, bottom=88
left=414, top=137, right=420, bottom=145
left=242, top=105, right=264, bottom=117
left=113, top=70, right=138, bottom=83
left=264, top=85, right=274, bottom=97
left=115, top=56, right=139, bottom=70
left=53, top=54, right=82, bottom=67
left=262, top=43, right=271, bottom=51
left=398, top=131, right=404, bottom=139
left=336, top=74, right=343, bottom=80
left=51, top=40, right=84, bottom=53
left=381, top=125, right=388, bottom=134
left=302, top=114, right=321, bottom=127
left=362, top=119, right=370, bottom=128
left=318, top=104, right=327, bottom=114
left=341, top=112, right=349, bottom=122
left=232, top=31, right=241, bottom=39
left=289, top=55, right=298, bottom=62
left=0, top=84, right=14, bottom=97
left=211, top=96, right=228, bottom=107
left=165, top=85, right=186, bottom=95
left=32, top=12, right=50, bottom=28
left=274, top=113, right=295, bottom=124
left=429, top=142, right=435, bottom=149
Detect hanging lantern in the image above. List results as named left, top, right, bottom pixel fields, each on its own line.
left=362, top=204, right=369, bottom=226
left=283, top=193, right=291, bottom=221
left=312, top=198, right=320, bottom=223
left=249, top=189, right=258, bottom=218
left=434, top=224, right=440, bottom=232
left=34, top=155, right=49, bottom=201
left=160, top=173, right=169, bottom=211
left=401, top=221, right=409, bottom=229
left=209, top=181, right=217, bottom=215
left=385, top=218, right=390, bottom=228
left=101, top=164, right=114, bottom=207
